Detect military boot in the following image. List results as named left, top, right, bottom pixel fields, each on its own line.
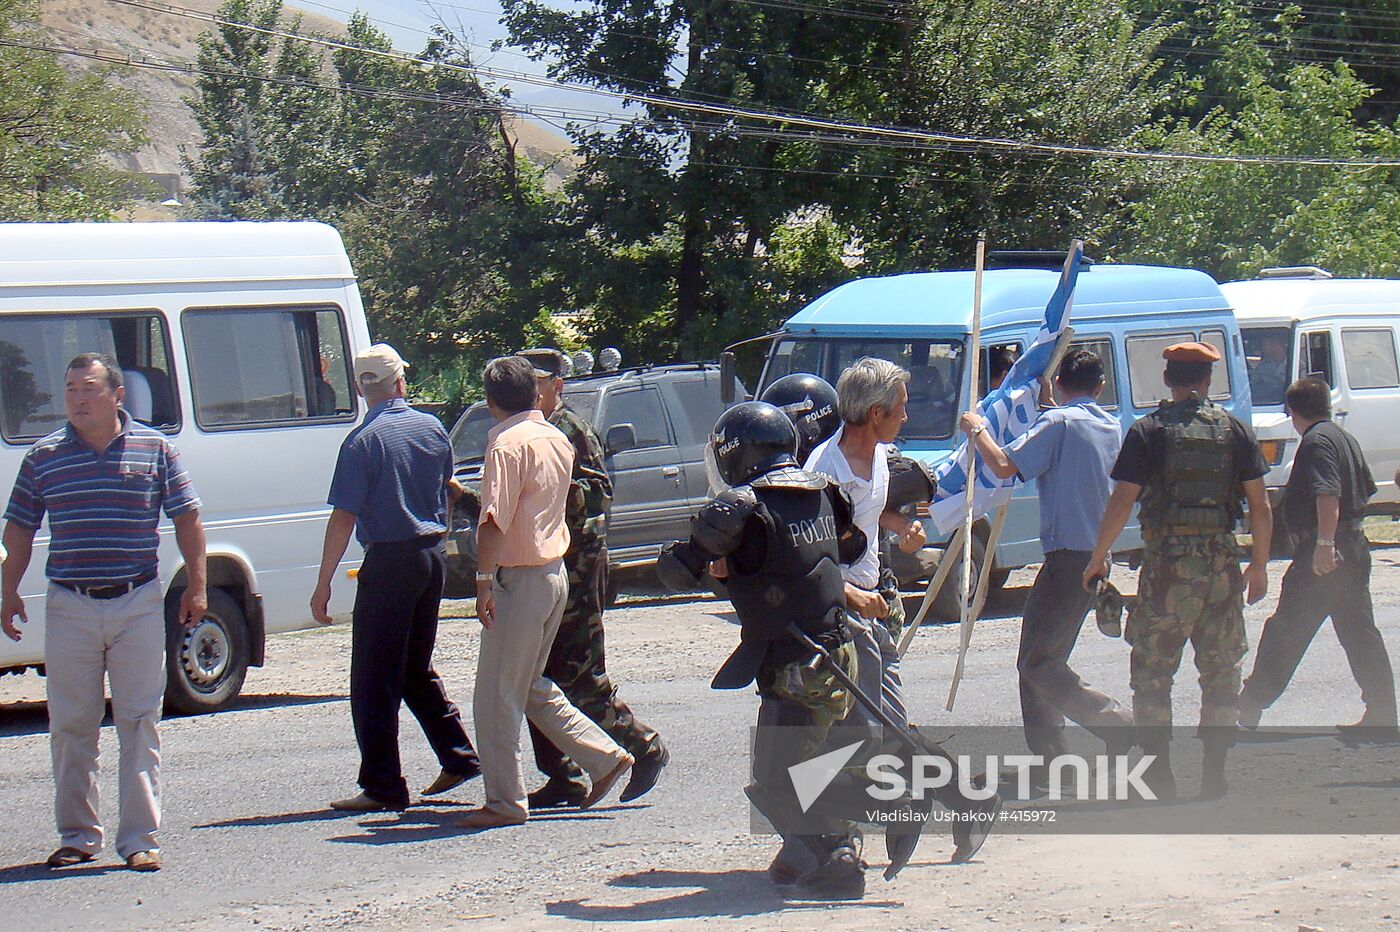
left=792, top=838, right=866, bottom=901
left=1137, top=738, right=1176, bottom=801
left=1200, top=743, right=1229, bottom=800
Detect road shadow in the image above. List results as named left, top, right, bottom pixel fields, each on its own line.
left=194, top=807, right=372, bottom=830
left=325, top=803, right=649, bottom=845
left=546, top=868, right=901, bottom=922
left=0, top=693, right=344, bottom=737
left=0, top=861, right=128, bottom=885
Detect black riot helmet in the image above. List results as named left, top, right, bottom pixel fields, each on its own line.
left=760, top=373, right=840, bottom=463
left=706, top=401, right=799, bottom=489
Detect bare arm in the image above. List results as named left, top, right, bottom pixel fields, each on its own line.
left=475, top=516, right=505, bottom=628
left=1312, top=493, right=1341, bottom=576
left=1241, top=478, right=1272, bottom=603
left=879, top=509, right=928, bottom=553
left=1083, top=481, right=1142, bottom=590
left=310, top=508, right=358, bottom=625
left=172, top=510, right=209, bottom=627
left=957, top=412, right=1018, bottom=480
left=1, top=521, right=37, bottom=641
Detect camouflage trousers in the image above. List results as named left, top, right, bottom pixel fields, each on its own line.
left=530, top=544, right=662, bottom=783
left=1127, top=533, right=1248, bottom=729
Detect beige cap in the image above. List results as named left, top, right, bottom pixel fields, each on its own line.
left=354, top=343, right=410, bottom=386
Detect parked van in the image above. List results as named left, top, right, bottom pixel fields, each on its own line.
left=444, top=362, right=745, bottom=598
left=753, top=256, right=1251, bottom=618
left=1224, top=268, right=1400, bottom=512
left=0, top=221, right=370, bottom=711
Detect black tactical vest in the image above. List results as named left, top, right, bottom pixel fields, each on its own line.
left=725, top=484, right=848, bottom=646
left=1139, top=396, right=1240, bottom=533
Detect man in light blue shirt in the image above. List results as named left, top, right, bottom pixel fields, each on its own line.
left=959, top=350, right=1133, bottom=764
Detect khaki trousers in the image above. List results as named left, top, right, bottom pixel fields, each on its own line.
left=474, top=560, right=626, bottom=821
left=45, top=580, right=166, bottom=858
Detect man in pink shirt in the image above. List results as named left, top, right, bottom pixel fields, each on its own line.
left=461, top=356, right=633, bottom=829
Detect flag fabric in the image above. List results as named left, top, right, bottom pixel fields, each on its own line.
left=927, top=241, right=1086, bottom=535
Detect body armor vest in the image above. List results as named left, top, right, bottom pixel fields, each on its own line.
left=725, top=484, right=848, bottom=647
left=1139, top=396, right=1239, bottom=533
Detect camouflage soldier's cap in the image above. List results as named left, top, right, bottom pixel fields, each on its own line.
left=1093, top=577, right=1125, bottom=638
left=517, top=348, right=567, bottom=378
left=1162, top=341, right=1221, bottom=364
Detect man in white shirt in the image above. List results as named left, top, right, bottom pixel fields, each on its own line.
left=805, top=357, right=924, bottom=727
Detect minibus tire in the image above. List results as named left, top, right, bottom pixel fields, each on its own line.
left=164, top=588, right=250, bottom=715
left=931, top=533, right=987, bottom=623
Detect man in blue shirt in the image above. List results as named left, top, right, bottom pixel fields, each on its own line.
left=959, top=350, right=1132, bottom=764
left=312, top=343, right=480, bottom=811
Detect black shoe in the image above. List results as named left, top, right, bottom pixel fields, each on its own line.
left=528, top=778, right=588, bottom=809
left=793, top=844, right=865, bottom=900
left=1337, top=714, right=1400, bottom=739
left=767, top=851, right=801, bottom=886
left=423, top=761, right=481, bottom=797
left=951, top=791, right=1002, bottom=864
left=1138, top=746, right=1176, bottom=801
left=619, top=742, right=670, bottom=803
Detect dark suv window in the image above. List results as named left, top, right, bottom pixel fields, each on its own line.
left=602, top=388, right=671, bottom=449
left=670, top=377, right=726, bottom=440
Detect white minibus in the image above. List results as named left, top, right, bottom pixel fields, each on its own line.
left=0, top=221, right=369, bottom=711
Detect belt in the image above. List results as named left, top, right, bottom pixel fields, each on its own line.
left=1142, top=525, right=1230, bottom=542
left=55, top=572, right=158, bottom=600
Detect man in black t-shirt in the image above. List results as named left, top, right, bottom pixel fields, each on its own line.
left=1084, top=342, right=1273, bottom=800
left=1239, top=378, right=1397, bottom=736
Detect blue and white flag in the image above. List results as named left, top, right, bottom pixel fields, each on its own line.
left=928, top=241, right=1086, bottom=535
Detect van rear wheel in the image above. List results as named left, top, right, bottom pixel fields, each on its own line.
left=930, top=533, right=988, bottom=623
left=164, top=588, right=249, bottom=715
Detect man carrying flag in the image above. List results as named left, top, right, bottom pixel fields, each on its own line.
left=958, top=349, right=1133, bottom=774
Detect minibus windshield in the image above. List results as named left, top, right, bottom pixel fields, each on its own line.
left=1241, top=326, right=1293, bottom=407
left=763, top=337, right=965, bottom=440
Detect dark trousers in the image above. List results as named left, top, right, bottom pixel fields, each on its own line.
left=351, top=537, right=478, bottom=805
left=1242, top=542, right=1397, bottom=721
left=1019, top=550, right=1132, bottom=757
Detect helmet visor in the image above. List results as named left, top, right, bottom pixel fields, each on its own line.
left=704, top=438, right=729, bottom=494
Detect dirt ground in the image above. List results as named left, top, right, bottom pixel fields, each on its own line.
left=2, top=539, right=1399, bottom=929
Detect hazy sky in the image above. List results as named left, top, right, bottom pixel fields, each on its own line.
left=292, top=0, right=623, bottom=121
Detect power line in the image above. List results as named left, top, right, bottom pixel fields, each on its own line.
left=100, top=0, right=1400, bottom=167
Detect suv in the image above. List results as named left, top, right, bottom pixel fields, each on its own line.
left=442, top=363, right=746, bottom=598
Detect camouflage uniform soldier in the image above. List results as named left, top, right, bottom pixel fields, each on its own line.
left=518, top=350, right=668, bottom=808
left=1085, top=342, right=1272, bottom=800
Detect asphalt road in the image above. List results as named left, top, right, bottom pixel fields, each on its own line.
left=2, top=554, right=1400, bottom=930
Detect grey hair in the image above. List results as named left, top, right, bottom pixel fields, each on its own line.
left=836, top=357, right=909, bottom=424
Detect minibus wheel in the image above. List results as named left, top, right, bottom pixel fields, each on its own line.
left=931, top=533, right=988, bottom=623
left=164, top=588, right=250, bottom=715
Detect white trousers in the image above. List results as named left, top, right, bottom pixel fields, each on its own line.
left=45, top=580, right=166, bottom=858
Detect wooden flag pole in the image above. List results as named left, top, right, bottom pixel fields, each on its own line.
left=896, top=522, right=966, bottom=659
left=946, top=235, right=987, bottom=710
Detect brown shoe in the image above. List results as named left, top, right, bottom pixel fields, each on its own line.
left=456, top=807, right=526, bottom=830
left=126, top=850, right=162, bottom=872
left=46, top=847, right=95, bottom=868
left=581, top=754, right=635, bottom=810
left=422, top=763, right=480, bottom=797
left=329, top=792, right=406, bottom=813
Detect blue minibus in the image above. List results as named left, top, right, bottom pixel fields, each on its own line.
left=750, top=257, right=1252, bottom=618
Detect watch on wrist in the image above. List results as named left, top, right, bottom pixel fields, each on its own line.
left=1316, top=539, right=1335, bottom=548
left=971, top=424, right=987, bottom=437
left=475, top=571, right=495, bottom=583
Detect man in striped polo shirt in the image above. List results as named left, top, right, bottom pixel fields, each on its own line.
left=1, top=353, right=207, bottom=873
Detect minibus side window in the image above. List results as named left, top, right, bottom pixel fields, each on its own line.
left=1341, top=329, right=1400, bottom=390
left=183, top=306, right=356, bottom=430
left=1068, top=338, right=1118, bottom=409
left=1300, top=331, right=1336, bottom=387
left=981, top=342, right=1022, bottom=396
left=1200, top=329, right=1232, bottom=400
left=1125, top=332, right=1192, bottom=408
left=0, top=311, right=179, bottom=443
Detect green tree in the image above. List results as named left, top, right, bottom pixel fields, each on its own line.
left=1098, top=61, right=1400, bottom=281
left=0, top=0, right=147, bottom=220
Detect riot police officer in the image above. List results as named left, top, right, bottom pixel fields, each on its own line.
left=1084, top=342, right=1272, bottom=800
left=658, top=401, right=870, bottom=899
